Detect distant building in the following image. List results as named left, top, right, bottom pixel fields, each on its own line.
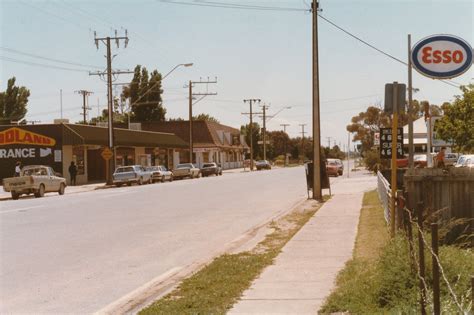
left=403, top=116, right=452, bottom=153
left=137, top=120, right=249, bottom=169
left=0, top=123, right=187, bottom=184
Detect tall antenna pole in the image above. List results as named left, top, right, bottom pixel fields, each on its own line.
left=243, top=99, right=261, bottom=171
left=188, top=78, right=218, bottom=164
left=281, top=124, right=290, bottom=166
left=312, top=0, right=322, bottom=200
left=60, top=89, right=63, bottom=119
left=299, top=124, right=307, bottom=160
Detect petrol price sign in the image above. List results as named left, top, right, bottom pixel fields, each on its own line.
left=380, top=128, right=404, bottom=159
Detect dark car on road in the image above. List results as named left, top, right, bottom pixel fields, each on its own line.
left=255, top=160, right=271, bottom=170
left=200, top=162, right=222, bottom=177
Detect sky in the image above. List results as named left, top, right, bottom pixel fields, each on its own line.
left=1, top=0, right=473, bottom=149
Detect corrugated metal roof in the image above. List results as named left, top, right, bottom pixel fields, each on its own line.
left=62, top=124, right=188, bottom=148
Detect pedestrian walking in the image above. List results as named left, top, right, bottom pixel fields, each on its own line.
left=68, top=161, right=77, bottom=186
left=436, top=147, right=446, bottom=168
left=14, top=161, right=22, bottom=177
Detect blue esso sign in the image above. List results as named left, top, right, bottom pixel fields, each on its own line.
left=412, top=35, right=473, bottom=79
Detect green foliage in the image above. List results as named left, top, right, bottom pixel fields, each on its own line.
left=363, top=148, right=387, bottom=173
left=322, top=190, right=474, bottom=314
left=241, top=122, right=261, bottom=159
left=324, top=145, right=346, bottom=160
left=123, top=65, right=166, bottom=122
left=435, top=84, right=474, bottom=153
left=193, top=113, right=220, bottom=123
left=0, top=77, right=30, bottom=122
left=346, top=105, right=390, bottom=155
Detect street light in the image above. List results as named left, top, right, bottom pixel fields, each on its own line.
left=127, top=62, right=193, bottom=128
left=266, top=106, right=292, bottom=123
left=162, top=63, right=194, bottom=80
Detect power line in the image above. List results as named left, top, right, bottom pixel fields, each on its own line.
left=318, top=14, right=461, bottom=89
left=157, top=0, right=308, bottom=12
left=0, top=47, right=102, bottom=69
left=0, top=56, right=90, bottom=73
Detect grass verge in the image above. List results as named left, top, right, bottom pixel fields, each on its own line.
left=320, top=190, right=474, bottom=314
left=140, top=197, right=328, bottom=315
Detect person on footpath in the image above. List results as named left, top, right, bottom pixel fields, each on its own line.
left=436, top=147, right=446, bottom=168
left=68, top=161, right=78, bottom=186
left=14, top=161, right=22, bottom=177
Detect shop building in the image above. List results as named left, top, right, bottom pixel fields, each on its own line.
left=136, top=121, right=249, bottom=169
left=0, top=123, right=187, bottom=185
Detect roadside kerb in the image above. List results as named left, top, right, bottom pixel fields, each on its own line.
left=94, top=197, right=312, bottom=315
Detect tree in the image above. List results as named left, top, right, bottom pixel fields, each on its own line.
left=435, top=84, right=474, bottom=153
left=122, top=65, right=166, bottom=122
left=194, top=113, right=220, bottom=123
left=346, top=105, right=390, bottom=155
left=0, top=77, right=30, bottom=122
left=241, top=122, right=261, bottom=159
left=266, top=130, right=290, bottom=160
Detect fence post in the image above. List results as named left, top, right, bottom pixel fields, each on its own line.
left=396, top=189, right=404, bottom=230
left=471, top=276, right=474, bottom=313
left=431, top=223, right=440, bottom=315
left=417, top=201, right=426, bottom=315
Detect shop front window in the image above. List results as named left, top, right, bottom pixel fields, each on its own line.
left=72, top=146, right=85, bottom=175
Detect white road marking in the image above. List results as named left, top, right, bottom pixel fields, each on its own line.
left=94, top=266, right=183, bottom=315
left=0, top=205, right=44, bottom=214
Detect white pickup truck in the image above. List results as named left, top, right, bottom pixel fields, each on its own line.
left=3, top=165, right=67, bottom=200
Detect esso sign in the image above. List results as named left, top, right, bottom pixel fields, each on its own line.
left=411, top=35, right=472, bottom=79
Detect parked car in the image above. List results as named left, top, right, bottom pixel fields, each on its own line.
left=327, top=158, right=343, bottom=175
left=113, top=165, right=152, bottom=186
left=200, top=162, right=222, bottom=177
left=146, top=165, right=173, bottom=183
left=397, top=156, right=409, bottom=168
left=454, top=154, right=473, bottom=167
left=173, top=163, right=201, bottom=179
left=414, top=154, right=427, bottom=168
left=326, top=161, right=339, bottom=177
left=444, top=153, right=459, bottom=166
left=3, top=165, right=67, bottom=200
left=255, top=160, right=271, bottom=170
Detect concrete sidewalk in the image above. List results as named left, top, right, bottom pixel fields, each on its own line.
left=0, top=182, right=106, bottom=201
left=229, top=174, right=376, bottom=314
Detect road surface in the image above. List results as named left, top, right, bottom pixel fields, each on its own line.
left=1, top=166, right=316, bottom=313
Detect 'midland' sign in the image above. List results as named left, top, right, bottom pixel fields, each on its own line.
left=0, top=127, right=56, bottom=146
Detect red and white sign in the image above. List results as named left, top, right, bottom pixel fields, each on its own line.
left=411, top=35, right=472, bottom=79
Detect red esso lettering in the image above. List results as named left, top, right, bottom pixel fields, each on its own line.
left=421, top=46, right=464, bottom=64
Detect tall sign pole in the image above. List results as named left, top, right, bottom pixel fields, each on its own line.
left=312, top=0, right=322, bottom=200
left=390, top=82, right=399, bottom=237
left=408, top=34, right=414, bottom=169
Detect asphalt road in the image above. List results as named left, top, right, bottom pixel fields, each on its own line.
left=1, top=166, right=317, bottom=314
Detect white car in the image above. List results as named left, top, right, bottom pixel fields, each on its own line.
left=146, top=165, right=173, bottom=183
left=3, top=165, right=67, bottom=200
left=454, top=155, right=474, bottom=168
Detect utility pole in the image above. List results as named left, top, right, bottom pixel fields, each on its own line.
left=299, top=124, right=307, bottom=160
left=188, top=78, right=218, bottom=163
left=347, top=132, right=350, bottom=178
left=311, top=0, right=322, bottom=200
left=326, top=136, right=332, bottom=149
left=90, top=30, right=131, bottom=185
left=260, top=104, right=269, bottom=161
left=243, top=99, right=261, bottom=171
left=281, top=123, right=290, bottom=166
left=408, top=34, right=414, bottom=169
left=75, top=90, right=93, bottom=124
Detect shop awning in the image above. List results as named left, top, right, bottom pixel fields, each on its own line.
left=62, top=124, right=188, bottom=148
